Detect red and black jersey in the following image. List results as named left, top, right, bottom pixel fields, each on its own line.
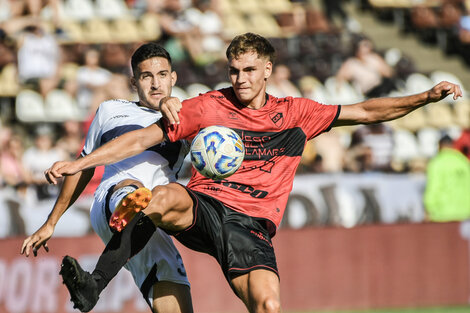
left=163, top=87, right=340, bottom=230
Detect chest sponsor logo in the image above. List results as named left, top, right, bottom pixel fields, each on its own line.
left=235, top=128, right=305, bottom=161
left=211, top=180, right=269, bottom=198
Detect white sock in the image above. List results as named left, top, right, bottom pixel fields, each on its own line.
left=109, top=185, right=139, bottom=212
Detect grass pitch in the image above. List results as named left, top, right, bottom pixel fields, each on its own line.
left=304, top=307, right=470, bottom=313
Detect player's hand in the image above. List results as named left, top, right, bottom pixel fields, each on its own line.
left=20, top=224, right=54, bottom=257
left=427, top=81, right=463, bottom=102
left=44, top=160, right=80, bottom=184
left=159, top=96, right=182, bottom=125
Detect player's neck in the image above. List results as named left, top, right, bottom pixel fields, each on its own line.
left=245, top=92, right=268, bottom=110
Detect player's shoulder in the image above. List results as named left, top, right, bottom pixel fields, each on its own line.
left=198, top=87, right=232, bottom=100
left=96, top=99, right=137, bottom=119
left=99, top=99, right=134, bottom=109
left=268, top=94, right=298, bottom=106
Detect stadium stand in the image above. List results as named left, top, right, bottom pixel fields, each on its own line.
left=0, top=0, right=470, bottom=238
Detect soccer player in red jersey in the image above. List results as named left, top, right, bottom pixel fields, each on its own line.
left=45, top=33, right=462, bottom=313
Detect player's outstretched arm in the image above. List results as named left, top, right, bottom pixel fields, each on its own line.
left=21, top=167, right=95, bottom=257
left=45, top=123, right=165, bottom=184
left=334, top=81, right=462, bottom=127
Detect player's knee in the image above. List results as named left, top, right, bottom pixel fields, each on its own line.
left=251, top=294, right=280, bottom=313
left=260, top=296, right=280, bottom=313
left=148, top=185, right=173, bottom=214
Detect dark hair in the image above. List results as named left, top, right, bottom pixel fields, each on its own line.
left=439, top=134, right=453, bottom=146
left=351, top=34, right=372, bottom=56
left=131, top=42, right=172, bottom=76
left=226, top=33, right=276, bottom=63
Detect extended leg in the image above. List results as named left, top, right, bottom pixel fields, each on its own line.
left=231, top=269, right=281, bottom=313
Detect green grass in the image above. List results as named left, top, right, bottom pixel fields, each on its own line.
left=293, top=306, right=470, bottom=313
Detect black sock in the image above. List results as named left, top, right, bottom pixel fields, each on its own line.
left=92, top=212, right=156, bottom=292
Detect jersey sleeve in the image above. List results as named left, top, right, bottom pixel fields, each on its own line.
left=295, top=98, right=340, bottom=140
left=163, top=96, right=204, bottom=142
left=81, top=104, right=105, bottom=157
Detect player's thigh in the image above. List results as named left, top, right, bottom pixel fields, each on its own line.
left=231, top=269, right=280, bottom=313
left=152, top=281, right=193, bottom=313
left=145, top=183, right=194, bottom=230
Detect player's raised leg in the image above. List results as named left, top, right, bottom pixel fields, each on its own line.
left=143, top=183, right=195, bottom=232
left=231, top=269, right=281, bottom=313
left=60, top=182, right=194, bottom=312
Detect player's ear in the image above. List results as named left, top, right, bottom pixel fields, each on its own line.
left=130, top=76, right=137, bottom=90
left=264, top=61, right=273, bottom=80
left=171, top=71, right=177, bottom=87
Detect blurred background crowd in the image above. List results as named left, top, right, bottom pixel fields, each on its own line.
left=0, top=0, right=470, bottom=238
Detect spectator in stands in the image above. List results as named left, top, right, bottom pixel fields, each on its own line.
left=424, top=134, right=470, bottom=222
left=454, top=128, right=470, bottom=160
left=336, top=35, right=396, bottom=98
left=76, top=47, right=112, bottom=114
left=16, top=22, right=71, bottom=97
left=267, top=64, right=302, bottom=98
left=458, top=3, right=470, bottom=65
left=158, top=0, right=203, bottom=63
left=345, top=123, right=394, bottom=172
left=321, top=0, right=360, bottom=32
left=184, top=0, right=225, bottom=64
left=0, top=28, right=15, bottom=70
left=100, top=43, right=130, bottom=75
left=22, top=124, right=66, bottom=200
left=56, top=120, right=84, bottom=160
left=0, top=126, right=31, bottom=236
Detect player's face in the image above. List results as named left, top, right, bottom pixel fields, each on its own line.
left=228, top=51, right=272, bottom=109
left=132, top=57, right=177, bottom=110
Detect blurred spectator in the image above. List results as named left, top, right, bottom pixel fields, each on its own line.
left=0, top=28, right=15, bottom=70
left=76, top=47, right=112, bottom=114
left=267, top=64, right=302, bottom=98
left=13, top=0, right=62, bottom=31
left=184, top=0, right=225, bottom=64
left=336, top=35, right=396, bottom=98
left=454, top=128, right=470, bottom=160
left=424, top=135, right=470, bottom=222
left=100, top=43, right=130, bottom=75
left=0, top=126, right=32, bottom=190
left=312, top=129, right=346, bottom=172
left=21, top=124, right=66, bottom=200
left=158, top=0, right=203, bottom=63
left=0, top=126, right=31, bottom=236
left=321, top=0, right=360, bottom=32
left=458, top=4, right=470, bottom=65
left=345, top=123, right=394, bottom=172
left=56, top=120, right=84, bottom=160
left=16, top=23, right=72, bottom=97
left=297, top=140, right=322, bottom=173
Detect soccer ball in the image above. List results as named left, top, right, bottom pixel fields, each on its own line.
left=190, top=125, right=245, bottom=179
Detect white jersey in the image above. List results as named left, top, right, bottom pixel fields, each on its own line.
left=83, top=99, right=191, bottom=304
left=81, top=99, right=189, bottom=203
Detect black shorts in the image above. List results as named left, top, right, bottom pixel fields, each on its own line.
left=168, top=187, right=279, bottom=285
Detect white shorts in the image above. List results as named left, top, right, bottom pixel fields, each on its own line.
left=89, top=186, right=190, bottom=305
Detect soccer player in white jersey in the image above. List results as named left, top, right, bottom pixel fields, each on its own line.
left=21, top=43, right=193, bottom=313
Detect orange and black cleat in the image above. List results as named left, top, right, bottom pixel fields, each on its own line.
left=109, top=187, right=152, bottom=232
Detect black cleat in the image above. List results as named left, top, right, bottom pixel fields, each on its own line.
left=60, top=255, right=99, bottom=312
